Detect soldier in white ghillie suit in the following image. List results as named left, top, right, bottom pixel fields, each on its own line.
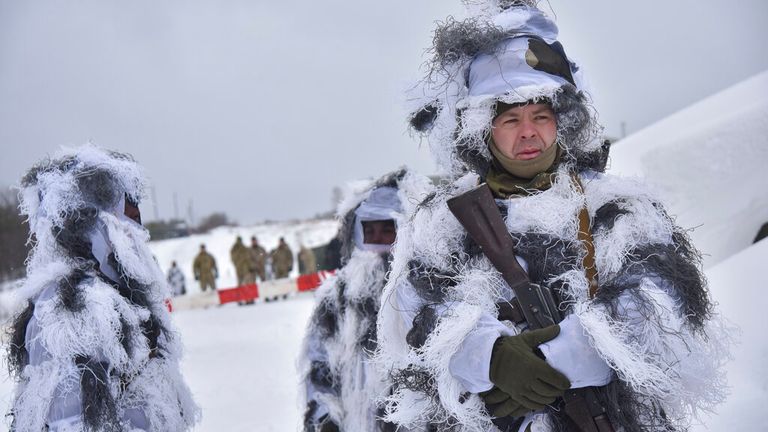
left=300, top=169, right=433, bottom=432
left=167, top=261, right=186, bottom=297
left=376, top=2, right=732, bottom=431
left=7, top=145, right=200, bottom=431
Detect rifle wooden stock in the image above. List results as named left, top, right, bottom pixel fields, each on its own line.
left=447, top=183, right=614, bottom=432
left=446, top=184, right=560, bottom=328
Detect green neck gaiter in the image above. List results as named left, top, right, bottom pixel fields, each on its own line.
left=486, top=137, right=561, bottom=198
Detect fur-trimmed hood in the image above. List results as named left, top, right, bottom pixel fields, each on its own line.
left=407, top=1, right=606, bottom=176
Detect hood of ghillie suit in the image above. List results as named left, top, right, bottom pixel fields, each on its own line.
left=17, top=144, right=163, bottom=290
left=406, top=0, right=608, bottom=177
left=335, top=168, right=433, bottom=265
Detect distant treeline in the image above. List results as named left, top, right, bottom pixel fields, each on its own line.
left=0, top=190, right=31, bottom=283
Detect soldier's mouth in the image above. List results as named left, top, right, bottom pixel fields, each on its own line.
left=515, top=148, right=542, bottom=160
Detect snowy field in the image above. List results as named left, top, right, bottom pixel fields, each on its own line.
left=173, top=294, right=316, bottom=432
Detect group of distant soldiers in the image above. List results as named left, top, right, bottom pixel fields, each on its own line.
left=167, top=236, right=318, bottom=296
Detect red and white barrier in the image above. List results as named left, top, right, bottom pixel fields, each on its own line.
left=168, top=270, right=336, bottom=311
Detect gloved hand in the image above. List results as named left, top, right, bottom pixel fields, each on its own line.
left=194, top=275, right=199, bottom=281
left=481, top=386, right=528, bottom=418
left=488, top=325, right=571, bottom=415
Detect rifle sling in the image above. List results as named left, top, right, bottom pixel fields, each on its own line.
left=571, top=173, right=599, bottom=300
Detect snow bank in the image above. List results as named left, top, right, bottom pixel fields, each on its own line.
left=608, top=71, right=768, bottom=268
left=691, top=238, right=768, bottom=431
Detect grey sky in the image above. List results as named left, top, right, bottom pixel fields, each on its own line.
left=1, top=0, right=766, bottom=225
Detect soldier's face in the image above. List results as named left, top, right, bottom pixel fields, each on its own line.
left=362, top=220, right=397, bottom=245
left=491, top=103, right=557, bottom=160
left=124, top=199, right=142, bottom=225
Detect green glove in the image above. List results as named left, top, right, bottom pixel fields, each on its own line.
left=488, top=325, right=571, bottom=414
left=481, top=387, right=529, bottom=418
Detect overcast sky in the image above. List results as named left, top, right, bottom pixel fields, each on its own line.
left=1, top=0, right=766, bottom=225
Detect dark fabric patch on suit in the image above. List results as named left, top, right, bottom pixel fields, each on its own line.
left=309, top=360, right=339, bottom=394
left=58, top=267, right=92, bottom=312
left=552, top=86, right=608, bottom=174
left=313, top=297, right=339, bottom=340
left=7, top=301, right=35, bottom=377
left=107, top=253, right=166, bottom=354
left=119, top=315, right=133, bottom=359
left=410, top=102, right=440, bottom=132
left=593, top=199, right=630, bottom=232
left=618, top=236, right=709, bottom=329
left=109, top=254, right=151, bottom=308
left=510, top=232, right=580, bottom=308
left=77, top=168, right=122, bottom=211
left=454, top=131, right=491, bottom=178
left=391, top=366, right=438, bottom=400
left=76, top=355, right=121, bottom=432
left=352, top=296, right=379, bottom=353
left=406, top=305, right=438, bottom=349
left=335, top=279, right=347, bottom=316
left=526, top=38, right=575, bottom=86
left=431, top=17, right=509, bottom=69
left=595, top=230, right=711, bottom=330
left=52, top=207, right=99, bottom=262
left=303, top=399, right=319, bottom=432
left=407, top=261, right=457, bottom=303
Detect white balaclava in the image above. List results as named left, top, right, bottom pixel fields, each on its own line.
left=352, top=186, right=402, bottom=254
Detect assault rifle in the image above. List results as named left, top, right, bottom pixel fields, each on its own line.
left=447, top=183, right=614, bottom=432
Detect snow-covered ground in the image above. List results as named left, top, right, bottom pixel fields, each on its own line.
left=691, top=239, right=768, bottom=431
left=608, top=70, right=768, bottom=269
left=174, top=294, right=316, bottom=432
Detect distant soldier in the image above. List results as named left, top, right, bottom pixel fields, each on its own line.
left=230, top=236, right=250, bottom=286
left=193, top=244, right=218, bottom=292
left=167, top=261, right=186, bottom=296
left=298, top=245, right=317, bottom=275
left=249, top=236, right=268, bottom=282
left=270, top=237, right=294, bottom=279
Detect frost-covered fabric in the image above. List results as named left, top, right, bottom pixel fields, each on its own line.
left=376, top=170, right=732, bottom=432
left=6, top=145, right=200, bottom=431
left=299, top=169, right=433, bottom=432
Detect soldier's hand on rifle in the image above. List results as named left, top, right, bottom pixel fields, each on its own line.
left=488, top=325, right=571, bottom=415
left=481, top=387, right=529, bottom=418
